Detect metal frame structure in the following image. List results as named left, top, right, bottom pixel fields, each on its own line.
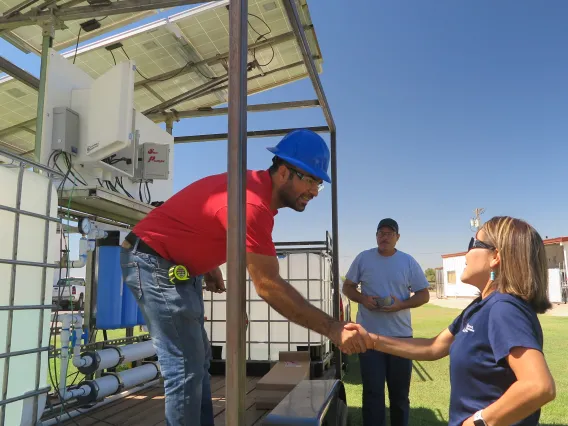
left=0, top=0, right=340, bottom=424
left=0, top=146, right=64, bottom=426
left=206, top=236, right=334, bottom=369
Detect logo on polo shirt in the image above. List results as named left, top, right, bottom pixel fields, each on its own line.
left=462, top=323, right=475, bottom=333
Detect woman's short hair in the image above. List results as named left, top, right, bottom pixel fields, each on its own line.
left=481, top=216, right=552, bottom=314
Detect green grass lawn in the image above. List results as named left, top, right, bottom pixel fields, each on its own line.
left=344, top=303, right=568, bottom=426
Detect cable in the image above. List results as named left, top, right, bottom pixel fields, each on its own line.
left=115, top=177, right=134, bottom=199
left=247, top=13, right=275, bottom=68
left=72, top=28, right=82, bottom=64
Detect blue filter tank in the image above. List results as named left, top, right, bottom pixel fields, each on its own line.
left=96, top=245, right=123, bottom=329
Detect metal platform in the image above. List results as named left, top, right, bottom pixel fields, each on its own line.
left=59, top=376, right=269, bottom=426
left=59, top=186, right=152, bottom=226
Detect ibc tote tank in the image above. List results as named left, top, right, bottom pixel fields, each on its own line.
left=0, top=165, right=58, bottom=425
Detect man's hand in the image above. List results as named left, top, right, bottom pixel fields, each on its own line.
left=204, top=267, right=226, bottom=293
left=361, top=295, right=379, bottom=311
left=329, top=321, right=373, bottom=355
left=379, top=295, right=404, bottom=313
left=461, top=416, right=475, bottom=426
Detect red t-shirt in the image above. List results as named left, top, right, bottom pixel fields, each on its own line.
left=132, top=169, right=277, bottom=275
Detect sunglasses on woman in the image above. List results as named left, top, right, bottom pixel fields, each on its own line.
left=468, top=237, right=496, bottom=252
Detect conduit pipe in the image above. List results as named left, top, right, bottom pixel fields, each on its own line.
left=73, top=340, right=156, bottom=374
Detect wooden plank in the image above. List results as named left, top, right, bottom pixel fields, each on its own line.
left=214, top=378, right=267, bottom=426
left=62, top=385, right=164, bottom=426
left=60, top=376, right=264, bottom=426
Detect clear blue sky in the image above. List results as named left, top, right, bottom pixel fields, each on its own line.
left=2, top=1, right=568, bottom=274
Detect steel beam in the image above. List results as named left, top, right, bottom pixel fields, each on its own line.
left=0, top=118, right=36, bottom=138
left=142, top=59, right=312, bottom=117
left=142, top=73, right=230, bottom=115
left=225, top=0, right=248, bottom=423
left=174, top=126, right=329, bottom=144
left=0, top=0, right=216, bottom=30
left=0, top=56, right=39, bottom=91
left=0, top=34, right=316, bottom=140
left=34, top=25, right=53, bottom=163
left=133, top=28, right=311, bottom=90
left=330, top=130, right=342, bottom=379
left=283, top=0, right=341, bottom=378
left=1, top=0, right=42, bottom=18
left=282, top=0, right=335, bottom=132
left=146, top=100, right=319, bottom=121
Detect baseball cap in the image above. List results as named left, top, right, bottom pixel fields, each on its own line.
left=377, top=218, right=399, bottom=234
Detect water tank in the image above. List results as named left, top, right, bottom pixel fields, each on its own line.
left=0, top=165, right=58, bottom=425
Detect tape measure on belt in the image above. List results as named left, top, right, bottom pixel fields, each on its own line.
left=168, top=265, right=190, bottom=284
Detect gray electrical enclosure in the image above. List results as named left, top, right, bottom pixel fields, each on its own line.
left=52, top=107, right=79, bottom=155
left=136, top=142, right=170, bottom=180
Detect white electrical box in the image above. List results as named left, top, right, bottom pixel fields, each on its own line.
left=72, top=60, right=136, bottom=162
left=136, top=143, right=170, bottom=180
left=51, top=107, right=79, bottom=155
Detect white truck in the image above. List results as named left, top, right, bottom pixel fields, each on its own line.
left=52, top=277, right=86, bottom=311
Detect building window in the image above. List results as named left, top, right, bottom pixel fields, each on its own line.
left=447, top=271, right=456, bottom=284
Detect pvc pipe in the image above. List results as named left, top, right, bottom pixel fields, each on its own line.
left=96, top=375, right=121, bottom=398
left=58, top=313, right=83, bottom=401
left=57, top=237, right=88, bottom=268
left=115, top=363, right=159, bottom=392
left=74, top=340, right=156, bottom=373
left=83, top=363, right=160, bottom=401
left=40, top=379, right=160, bottom=426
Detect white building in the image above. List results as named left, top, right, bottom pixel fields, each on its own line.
left=439, top=237, right=568, bottom=304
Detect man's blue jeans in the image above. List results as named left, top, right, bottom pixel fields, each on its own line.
left=120, top=241, right=214, bottom=426
left=359, top=349, right=412, bottom=426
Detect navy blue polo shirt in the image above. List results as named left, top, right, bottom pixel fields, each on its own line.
left=447, top=292, right=544, bottom=426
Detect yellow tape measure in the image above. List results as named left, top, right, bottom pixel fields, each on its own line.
left=168, top=265, right=190, bottom=284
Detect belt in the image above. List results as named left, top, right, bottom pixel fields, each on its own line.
left=124, top=232, right=161, bottom=257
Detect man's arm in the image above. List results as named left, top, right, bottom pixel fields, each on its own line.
left=381, top=258, right=430, bottom=313
left=342, top=279, right=380, bottom=311
left=380, top=288, right=429, bottom=313
left=246, top=252, right=372, bottom=354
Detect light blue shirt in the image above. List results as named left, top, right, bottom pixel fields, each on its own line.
left=345, top=248, right=429, bottom=337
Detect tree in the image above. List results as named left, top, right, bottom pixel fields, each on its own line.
left=425, top=268, right=436, bottom=283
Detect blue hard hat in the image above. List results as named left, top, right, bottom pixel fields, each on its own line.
left=266, top=129, right=331, bottom=183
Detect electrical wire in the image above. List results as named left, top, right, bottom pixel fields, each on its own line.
left=247, top=13, right=275, bottom=68
left=115, top=177, right=134, bottom=199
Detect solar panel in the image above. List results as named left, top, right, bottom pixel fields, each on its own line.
left=0, top=0, right=323, bottom=154
left=0, top=0, right=157, bottom=53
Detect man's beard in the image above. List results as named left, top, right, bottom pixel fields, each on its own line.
left=278, top=187, right=306, bottom=212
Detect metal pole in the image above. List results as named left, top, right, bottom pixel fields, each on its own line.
left=34, top=23, right=53, bottom=163
left=226, top=0, right=248, bottom=424
left=0, top=164, right=24, bottom=426
left=32, top=176, right=53, bottom=424
left=330, top=130, right=342, bottom=379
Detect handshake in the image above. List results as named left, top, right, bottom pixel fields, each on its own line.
left=330, top=321, right=376, bottom=355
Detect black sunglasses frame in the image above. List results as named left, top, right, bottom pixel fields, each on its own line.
left=468, top=237, right=496, bottom=252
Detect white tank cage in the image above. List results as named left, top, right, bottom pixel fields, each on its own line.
left=0, top=151, right=60, bottom=426
left=204, top=236, right=334, bottom=374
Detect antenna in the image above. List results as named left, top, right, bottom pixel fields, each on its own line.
left=470, top=208, right=485, bottom=232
